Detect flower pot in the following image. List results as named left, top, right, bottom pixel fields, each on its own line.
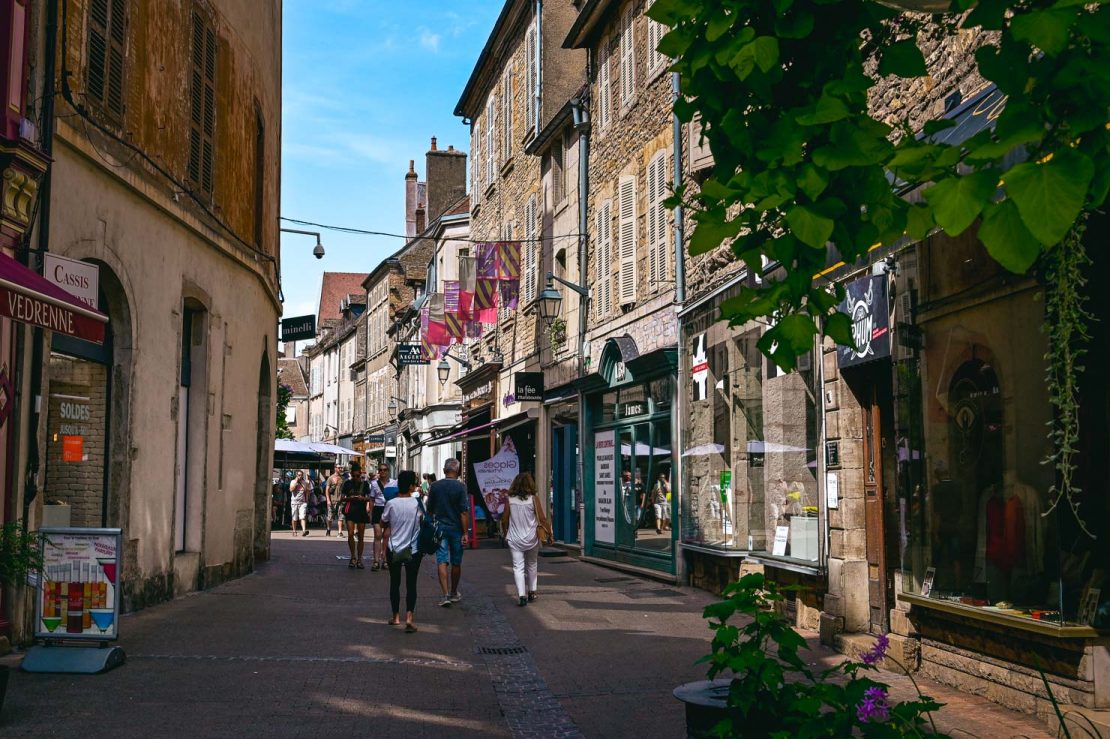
left=673, top=679, right=731, bottom=738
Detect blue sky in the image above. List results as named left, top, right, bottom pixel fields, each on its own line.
left=279, top=0, right=503, bottom=347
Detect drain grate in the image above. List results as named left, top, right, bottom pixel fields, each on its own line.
left=479, top=645, right=528, bottom=655
left=595, top=576, right=635, bottom=583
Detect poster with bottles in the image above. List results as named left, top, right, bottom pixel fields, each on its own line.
left=34, top=528, right=122, bottom=641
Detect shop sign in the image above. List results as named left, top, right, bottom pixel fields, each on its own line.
left=691, top=333, right=709, bottom=401
left=837, top=275, right=891, bottom=368
left=366, top=434, right=386, bottom=444
left=594, top=430, right=616, bottom=545
left=620, top=400, right=647, bottom=417
left=44, top=255, right=99, bottom=309
left=35, top=528, right=122, bottom=641
left=396, top=342, right=429, bottom=366
left=62, top=436, right=84, bottom=462
left=514, top=372, right=543, bottom=402
left=463, top=381, right=493, bottom=409
left=280, top=314, right=316, bottom=343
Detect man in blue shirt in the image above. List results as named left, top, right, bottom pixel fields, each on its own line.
left=426, top=458, right=469, bottom=607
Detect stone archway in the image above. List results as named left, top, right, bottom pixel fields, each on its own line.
left=254, top=349, right=273, bottom=562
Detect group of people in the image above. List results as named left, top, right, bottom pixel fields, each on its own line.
left=291, top=458, right=551, bottom=631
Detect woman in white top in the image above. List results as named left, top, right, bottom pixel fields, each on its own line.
left=501, top=472, right=552, bottom=607
left=381, top=470, right=424, bottom=632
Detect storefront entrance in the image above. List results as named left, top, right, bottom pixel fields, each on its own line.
left=551, top=422, right=578, bottom=544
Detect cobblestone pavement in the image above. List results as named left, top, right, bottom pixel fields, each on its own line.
left=1, top=531, right=1055, bottom=737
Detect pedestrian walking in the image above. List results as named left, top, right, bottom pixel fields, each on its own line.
left=501, top=472, right=552, bottom=607
left=340, top=461, right=371, bottom=568
left=324, top=466, right=345, bottom=537
left=289, top=470, right=311, bottom=536
left=426, top=458, right=469, bottom=607
left=367, top=466, right=386, bottom=571
left=651, top=469, right=671, bottom=534
left=382, top=469, right=424, bottom=633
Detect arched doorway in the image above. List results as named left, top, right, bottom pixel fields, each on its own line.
left=254, top=350, right=273, bottom=561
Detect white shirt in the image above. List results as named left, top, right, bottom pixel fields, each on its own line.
left=506, top=495, right=540, bottom=551
left=368, top=479, right=386, bottom=507
left=382, top=497, right=422, bottom=554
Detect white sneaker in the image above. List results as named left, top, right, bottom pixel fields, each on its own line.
left=438, top=596, right=453, bottom=608
left=449, top=591, right=462, bottom=603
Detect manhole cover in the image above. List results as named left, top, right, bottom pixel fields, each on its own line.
left=624, top=588, right=686, bottom=599
left=595, top=576, right=635, bottom=583
left=479, top=645, right=528, bottom=655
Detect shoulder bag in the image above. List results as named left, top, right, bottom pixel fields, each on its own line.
left=416, top=498, right=442, bottom=555
left=533, top=497, right=553, bottom=545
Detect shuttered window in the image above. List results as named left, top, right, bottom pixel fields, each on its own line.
left=617, top=175, right=637, bottom=305
left=485, top=97, right=496, bottom=186
left=188, top=11, right=216, bottom=197
left=594, top=200, right=613, bottom=318
left=87, top=0, right=126, bottom=120
left=524, top=194, right=538, bottom=304
left=501, top=71, right=513, bottom=161
left=647, top=0, right=666, bottom=75
left=525, top=24, right=537, bottom=132
left=619, top=6, right=635, bottom=109
left=597, top=37, right=611, bottom=130
left=647, top=150, right=670, bottom=289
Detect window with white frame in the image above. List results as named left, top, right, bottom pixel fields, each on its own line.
left=619, top=6, right=636, bottom=109
left=647, top=150, right=671, bottom=290
left=523, top=194, right=538, bottom=304
left=647, top=0, right=667, bottom=75
left=525, top=23, right=537, bottom=133
left=501, top=70, right=513, bottom=162
left=597, top=37, right=612, bottom=129
left=595, top=199, right=613, bottom=318
left=617, top=174, right=637, bottom=305
left=485, top=97, right=496, bottom=186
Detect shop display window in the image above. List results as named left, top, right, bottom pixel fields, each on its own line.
left=680, top=295, right=821, bottom=561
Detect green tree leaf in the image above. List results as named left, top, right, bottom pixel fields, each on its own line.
left=690, top=210, right=745, bottom=255
left=751, top=36, right=780, bottom=73
left=797, top=164, right=829, bottom=200
left=905, top=203, right=935, bottom=240
left=824, top=311, right=855, bottom=349
left=878, top=38, right=927, bottom=78
left=1003, top=148, right=1094, bottom=246
left=923, top=171, right=999, bottom=236
left=976, top=200, right=1044, bottom=273
left=1011, top=9, right=1078, bottom=56
left=795, top=94, right=850, bottom=126
left=786, top=205, right=834, bottom=248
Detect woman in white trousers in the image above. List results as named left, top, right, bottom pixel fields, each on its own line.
left=501, top=472, right=552, bottom=607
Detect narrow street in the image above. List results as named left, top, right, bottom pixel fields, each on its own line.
left=2, top=536, right=1054, bottom=738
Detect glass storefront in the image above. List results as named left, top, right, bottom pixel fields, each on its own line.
left=680, top=288, right=821, bottom=563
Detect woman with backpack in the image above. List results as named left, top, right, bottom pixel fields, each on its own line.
left=340, top=461, right=372, bottom=569
left=382, top=470, right=424, bottom=632
left=501, top=472, right=552, bottom=607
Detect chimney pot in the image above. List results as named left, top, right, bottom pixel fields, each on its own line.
left=408, top=159, right=415, bottom=173
left=430, top=136, right=437, bottom=151
left=448, top=145, right=454, bottom=152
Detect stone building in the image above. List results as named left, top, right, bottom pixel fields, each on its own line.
left=563, top=0, right=681, bottom=577
left=304, top=271, right=366, bottom=443
left=277, top=354, right=309, bottom=442
left=0, top=0, right=283, bottom=638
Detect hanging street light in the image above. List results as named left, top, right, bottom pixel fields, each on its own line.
left=537, top=272, right=589, bottom=328
left=437, top=351, right=472, bottom=386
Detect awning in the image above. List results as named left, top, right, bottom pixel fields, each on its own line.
left=275, top=439, right=316, bottom=453
left=0, top=252, right=108, bottom=343
left=308, top=442, right=364, bottom=456
left=424, top=418, right=498, bottom=447
left=495, top=409, right=539, bottom=434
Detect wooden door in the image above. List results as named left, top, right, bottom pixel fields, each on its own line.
left=863, top=380, right=889, bottom=633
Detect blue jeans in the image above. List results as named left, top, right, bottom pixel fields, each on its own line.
left=435, top=528, right=464, bottom=566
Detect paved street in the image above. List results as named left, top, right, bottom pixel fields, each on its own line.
left=2, top=534, right=1054, bottom=738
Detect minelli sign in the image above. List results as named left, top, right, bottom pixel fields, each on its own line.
left=280, top=314, right=316, bottom=342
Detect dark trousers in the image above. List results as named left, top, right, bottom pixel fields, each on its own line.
left=387, top=549, right=423, bottom=614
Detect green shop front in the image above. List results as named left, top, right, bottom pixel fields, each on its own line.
left=579, top=336, right=678, bottom=576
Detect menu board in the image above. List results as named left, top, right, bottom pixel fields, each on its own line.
left=35, top=528, right=122, bottom=641
left=594, top=430, right=616, bottom=544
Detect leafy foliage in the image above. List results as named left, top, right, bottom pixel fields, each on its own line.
left=0, top=520, right=44, bottom=587
left=275, top=382, right=294, bottom=441
left=698, top=573, right=945, bottom=737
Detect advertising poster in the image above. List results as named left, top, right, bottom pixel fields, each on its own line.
left=35, top=528, right=122, bottom=641
left=594, top=430, right=616, bottom=544
left=719, top=469, right=734, bottom=540
left=472, top=437, right=519, bottom=519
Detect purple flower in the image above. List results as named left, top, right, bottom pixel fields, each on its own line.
left=861, top=634, right=890, bottom=666
left=857, top=686, right=891, bottom=723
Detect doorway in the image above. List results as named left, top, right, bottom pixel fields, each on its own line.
left=551, top=423, right=578, bottom=544
left=859, top=365, right=895, bottom=634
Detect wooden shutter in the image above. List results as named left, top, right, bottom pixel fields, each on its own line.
left=525, top=25, right=537, bottom=131
left=597, top=39, right=611, bottom=129
left=502, top=72, right=513, bottom=160
left=524, top=194, right=538, bottom=304
left=647, top=150, right=669, bottom=289
left=648, top=0, right=665, bottom=74
left=618, top=175, right=637, bottom=305
left=619, top=7, right=635, bottom=107
left=87, top=0, right=126, bottom=119
left=595, top=200, right=612, bottom=318
left=485, top=98, right=495, bottom=185
left=188, top=11, right=216, bottom=197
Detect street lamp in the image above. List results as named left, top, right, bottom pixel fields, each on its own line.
left=437, top=351, right=472, bottom=386
left=387, top=396, right=408, bottom=417
left=280, top=228, right=325, bottom=259
left=537, top=272, right=589, bottom=328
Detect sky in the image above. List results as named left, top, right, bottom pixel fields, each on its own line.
left=279, top=0, right=503, bottom=350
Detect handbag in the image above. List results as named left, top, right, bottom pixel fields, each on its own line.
left=533, top=497, right=553, bottom=545
left=416, top=499, right=442, bottom=555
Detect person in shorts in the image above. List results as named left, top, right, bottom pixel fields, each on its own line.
left=651, top=470, right=671, bottom=534
left=426, top=458, right=469, bottom=607
left=324, top=466, right=346, bottom=537
left=367, top=466, right=386, bottom=570
left=340, top=461, right=371, bottom=568
left=289, top=470, right=310, bottom=536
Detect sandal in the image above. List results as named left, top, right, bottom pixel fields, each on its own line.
left=356, top=560, right=365, bottom=569
left=371, top=561, right=381, bottom=572
left=404, top=623, right=417, bottom=633
left=388, top=617, right=401, bottom=625
left=528, top=592, right=537, bottom=602
left=348, top=560, right=356, bottom=569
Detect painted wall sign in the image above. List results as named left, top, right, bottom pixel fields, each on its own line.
left=837, top=274, right=891, bottom=368
left=594, top=430, right=616, bottom=545
left=514, top=372, right=543, bottom=402
left=280, top=314, right=316, bottom=343
left=44, top=255, right=99, bottom=309
left=396, top=342, right=430, bottom=366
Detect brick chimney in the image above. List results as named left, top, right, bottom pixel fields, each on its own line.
left=404, top=159, right=419, bottom=238
left=425, top=135, right=467, bottom=223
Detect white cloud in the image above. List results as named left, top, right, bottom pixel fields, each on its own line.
left=419, top=28, right=441, bottom=53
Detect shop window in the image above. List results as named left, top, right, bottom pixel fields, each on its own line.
left=681, top=303, right=820, bottom=560
left=44, top=354, right=109, bottom=527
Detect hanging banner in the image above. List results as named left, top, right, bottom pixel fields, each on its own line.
left=476, top=242, right=497, bottom=279
left=594, top=430, right=616, bottom=545
left=496, top=241, right=521, bottom=281
left=458, top=255, right=476, bottom=320
left=427, top=293, right=449, bottom=346
left=444, top=281, right=463, bottom=339
left=475, top=278, right=498, bottom=311
left=420, top=307, right=436, bottom=360
left=472, top=437, right=519, bottom=521
left=35, top=528, right=122, bottom=641
left=837, top=274, right=891, bottom=368
left=499, top=280, right=519, bottom=311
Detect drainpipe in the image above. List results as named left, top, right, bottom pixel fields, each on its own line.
left=571, top=58, right=591, bottom=549
left=671, top=71, right=686, bottom=579
left=671, top=72, right=685, bottom=306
